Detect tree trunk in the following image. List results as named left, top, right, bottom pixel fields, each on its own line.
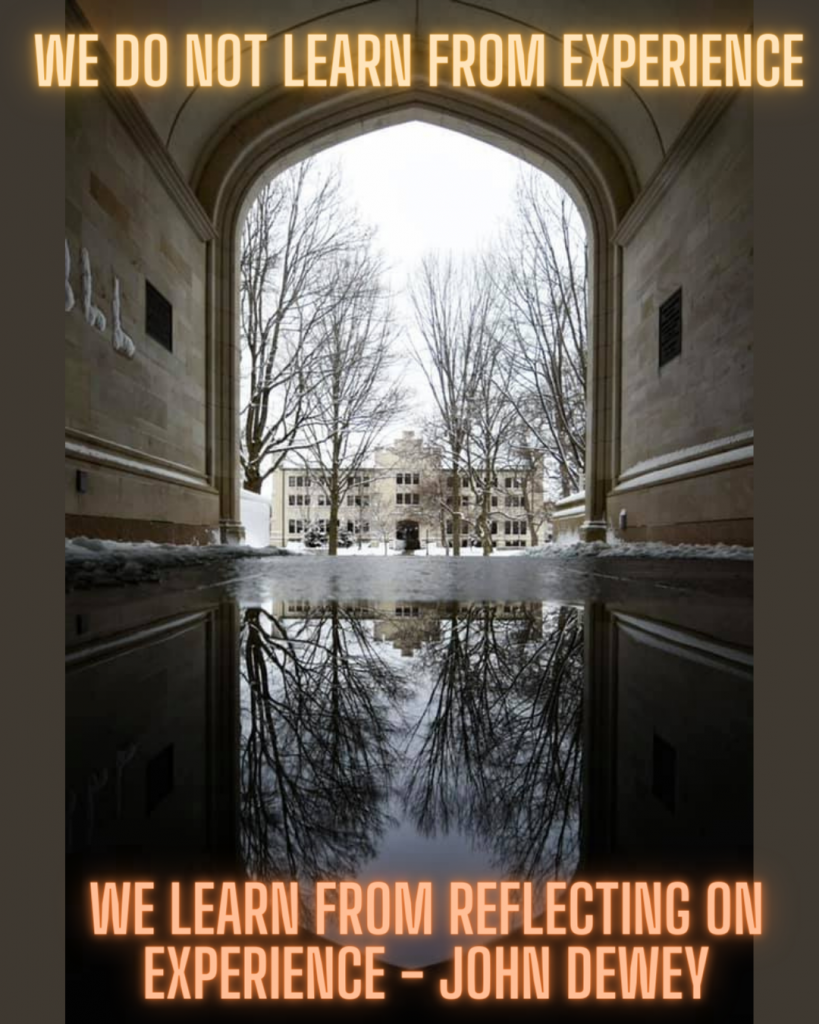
left=244, top=470, right=263, bottom=495
left=481, top=466, right=493, bottom=556
left=328, top=464, right=339, bottom=556
left=451, top=465, right=461, bottom=557
left=522, top=473, right=539, bottom=546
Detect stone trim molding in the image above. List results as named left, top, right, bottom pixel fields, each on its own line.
left=66, top=611, right=211, bottom=670
left=613, top=613, right=753, bottom=675
left=612, top=432, right=753, bottom=496
left=553, top=493, right=586, bottom=521
left=66, top=1, right=216, bottom=243
left=613, top=89, right=739, bottom=247
left=66, top=428, right=216, bottom=492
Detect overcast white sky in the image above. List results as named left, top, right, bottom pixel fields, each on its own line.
left=305, top=122, right=531, bottom=434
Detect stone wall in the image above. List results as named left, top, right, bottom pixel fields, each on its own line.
left=612, top=92, right=753, bottom=544
left=65, top=86, right=219, bottom=542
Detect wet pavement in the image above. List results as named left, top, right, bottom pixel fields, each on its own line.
left=66, top=554, right=753, bottom=1021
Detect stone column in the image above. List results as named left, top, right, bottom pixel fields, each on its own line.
left=580, top=238, right=620, bottom=542
left=211, top=231, right=246, bottom=545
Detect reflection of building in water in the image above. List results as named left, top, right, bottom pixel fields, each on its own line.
left=375, top=605, right=442, bottom=657
left=273, top=599, right=545, bottom=656
left=270, top=429, right=548, bottom=549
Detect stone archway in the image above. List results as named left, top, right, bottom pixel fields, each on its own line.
left=193, top=85, right=635, bottom=542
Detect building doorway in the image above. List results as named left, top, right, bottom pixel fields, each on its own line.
left=396, top=520, right=420, bottom=552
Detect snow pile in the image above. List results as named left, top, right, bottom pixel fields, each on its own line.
left=528, top=540, right=753, bottom=561
left=66, top=537, right=294, bottom=589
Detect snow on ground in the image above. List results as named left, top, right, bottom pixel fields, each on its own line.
left=290, top=542, right=527, bottom=557
left=527, top=539, right=753, bottom=560
left=65, top=537, right=294, bottom=589
left=66, top=535, right=752, bottom=590
left=294, top=539, right=752, bottom=560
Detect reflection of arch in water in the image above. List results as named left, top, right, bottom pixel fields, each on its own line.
left=239, top=600, right=587, bottom=887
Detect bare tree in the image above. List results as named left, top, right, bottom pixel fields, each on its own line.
left=410, top=256, right=500, bottom=556
left=499, top=171, right=588, bottom=498
left=299, top=249, right=405, bottom=555
left=239, top=160, right=369, bottom=493
left=367, top=490, right=397, bottom=555
left=460, top=282, right=522, bottom=555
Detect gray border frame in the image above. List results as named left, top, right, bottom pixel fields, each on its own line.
left=2, top=0, right=65, bottom=1021
left=1, top=1, right=817, bottom=1021
left=754, top=0, right=819, bottom=1020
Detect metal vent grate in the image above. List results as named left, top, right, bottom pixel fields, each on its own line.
left=145, top=280, right=173, bottom=352
left=658, top=288, right=682, bottom=367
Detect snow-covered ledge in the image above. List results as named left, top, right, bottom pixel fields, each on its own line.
left=614, top=431, right=753, bottom=495
left=553, top=491, right=586, bottom=521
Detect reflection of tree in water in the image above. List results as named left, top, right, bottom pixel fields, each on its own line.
left=240, top=604, right=405, bottom=883
left=404, top=604, right=584, bottom=880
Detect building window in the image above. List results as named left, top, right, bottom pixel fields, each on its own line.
left=490, top=521, right=498, bottom=534
left=145, top=280, right=173, bottom=352
left=505, top=477, right=512, bottom=489
left=462, top=496, right=469, bottom=506
left=288, top=476, right=296, bottom=487
left=318, top=494, right=326, bottom=506
left=491, top=496, right=498, bottom=507
left=659, top=288, right=683, bottom=368
left=396, top=472, right=404, bottom=485
left=396, top=493, right=404, bottom=505
left=412, top=472, right=420, bottom=485
left=412, top=494, right=420, bottom=505
left=288, top=495, right=295, bottom=506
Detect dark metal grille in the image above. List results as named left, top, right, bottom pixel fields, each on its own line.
left=145, top=280, right=173, bottom=352
left=659, top=288, right=682, bottom=367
